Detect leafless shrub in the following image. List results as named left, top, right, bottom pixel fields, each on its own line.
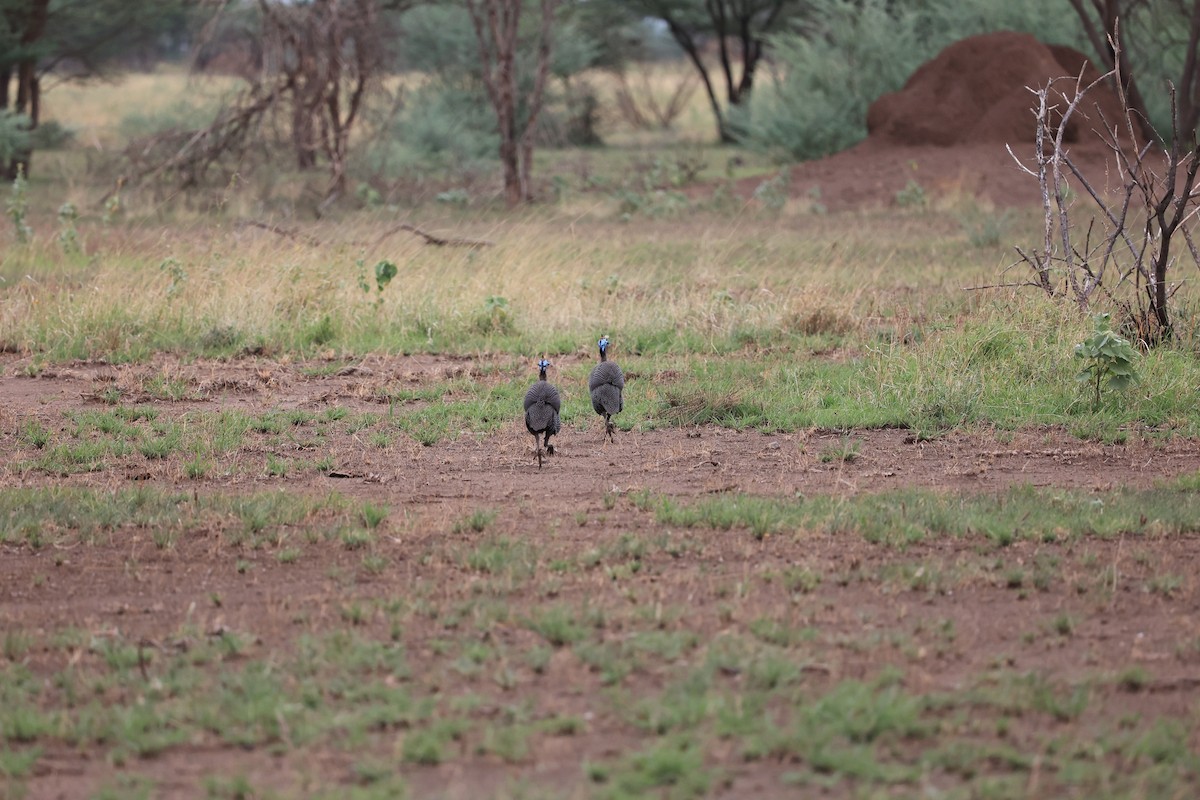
left=1008, top=35, right=1200, bottom=345
left=118, top=0, right=391, bottom=210
left=613, top=67, right=698, bottom=131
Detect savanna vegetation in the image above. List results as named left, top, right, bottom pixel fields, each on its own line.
left=3, top=0, right=1200, bottom=798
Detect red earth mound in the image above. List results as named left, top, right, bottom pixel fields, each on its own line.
left=725, top=31, right=1141, bottom=211
left=867, top=31, right=1125, bottom=148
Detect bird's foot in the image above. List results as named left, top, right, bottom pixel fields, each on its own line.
left=546, top=443, right=555, bottom=455
left=605, top=421, right=615, bottom=443
left=535, top=447, right=544, bottom=468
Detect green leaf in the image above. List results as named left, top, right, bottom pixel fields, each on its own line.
left=374, top=260, right=398, bottom=292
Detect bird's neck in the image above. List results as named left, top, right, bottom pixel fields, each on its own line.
left=599, top=349, right=607, bottom=362
left=538, top=368, right=548, bottom=381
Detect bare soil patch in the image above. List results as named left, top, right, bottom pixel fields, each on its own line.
left=4, top=355, right=1200, bottom=799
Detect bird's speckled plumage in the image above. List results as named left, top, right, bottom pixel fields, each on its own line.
left=524, top=359, right=561, bottom=467
left=588, top=337, right=624, bottom=441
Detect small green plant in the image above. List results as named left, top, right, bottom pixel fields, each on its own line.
left=473, top=295, right=514, bottom=334
left=56, top=201, right=81, bottom=253
left=435, top=187, right=471, bottom=207
left=361, top=502, right=388, bottom=529
left=819, top=437, right=860, bottom=464
left=102, top=187, right=123, bottom=225
left=159, top=257, right=187, bottom=299
left=453, top=508, right=497, bottom=534
left=1074, top=313, right=1139, bottom=409
left=359, top=258, right=399, bottom=307
left=18, top=419, right=50, bottom=449
left=752, top=169, right=790, bottom=212
left=7, top=163, right=31, bottom=242
left=895, top=178, right=927, bottom=208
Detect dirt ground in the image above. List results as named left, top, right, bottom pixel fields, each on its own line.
left=3, top=354, right=1200, bottom=798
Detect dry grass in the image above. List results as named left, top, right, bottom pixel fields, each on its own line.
left=0, top=203, right=1035, bottom=360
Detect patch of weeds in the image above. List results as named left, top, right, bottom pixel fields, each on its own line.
left=1145, top=574, right=1183, bottom=597
left=463, top=537, right=536, bottom=578
left=143, top=374, right=198, bottom=402
left=184, top=456, right=212, bottom=479
left=3, top=629, right=33, bottom=660
left=748, top=618, right=814, bottom=648
left=818, top=437, right=860, bottom=464
left=89, top=774, right=156, bottom=800
left=276, top=548, right=301, bottom=564
left=138, top=430, right=181, bottom=460
left=524, top=606, right=588, bottom=647
left=588, top=737, right=711, bottom=800
left=1050, top=613, right=1075, bottom=637
left=895, top=179, right=927, bottom=208
left=401, top=720, right=467, bottom=765
left=203, top=774, right=256, bottom=799
left=360, top=503, right=388, bottom=529
left=628, top=488, right=656, bottom=511
left=575, top=641, right=633, bottom=686
left=341, top=529, right=374, bottom=550
left=478, top=722, right=531, bottom=763
left=452, top=509, right=497, bottom=534
left=265, top=454, right=289, bottom=477
left=361, top=554, right=388, bottom=575
left=305, top=314, right=337, bottom=347
left=658, top=387, right=762, bottom=427
left=341, top=602, right=368, bottom=625
left=472, top=295, right=515, bottom=335
left=18, top=420, right=50, bottom=449
left=1116, top=666, right=1150, bottom=692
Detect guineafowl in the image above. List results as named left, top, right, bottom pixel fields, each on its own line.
left=523, top=358, right=561, bottom=468
left=588, top=336, right=624, bottom=443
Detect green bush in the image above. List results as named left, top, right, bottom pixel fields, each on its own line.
left=0, top=111, right=31, bottom=164
left=743, top=0, right=1086, bottom=161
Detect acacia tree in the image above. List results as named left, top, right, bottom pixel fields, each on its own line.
left=464, top=0, right=558, bottom=205
left=0, top=0, right=188, bottom=178
left=627, top=0, right=796, bottom=143
left=1066, top=0, right=1200, bottom=137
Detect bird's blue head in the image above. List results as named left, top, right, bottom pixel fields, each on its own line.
left=598, top=336, right=609, bottom=353
left=537, top=358, right=551, bottom=371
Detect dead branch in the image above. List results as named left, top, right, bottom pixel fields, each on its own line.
left=238, top=219, right=494, bottom=249
left=1008, top=27, right=1200, bottom=343
left=372, top=223, right=494, bottom=249
left=236, top=219, right=321, bottom=245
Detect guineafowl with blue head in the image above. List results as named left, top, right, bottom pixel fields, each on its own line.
left=588, top=336, right=624, bottom=443
left=524, top=358, right=561, bottom=468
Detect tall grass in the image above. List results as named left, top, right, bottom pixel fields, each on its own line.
left=0, top=205, right=1027, bottom=361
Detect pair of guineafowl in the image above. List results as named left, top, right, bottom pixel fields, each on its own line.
left=523, top=336, right=624, bottom=468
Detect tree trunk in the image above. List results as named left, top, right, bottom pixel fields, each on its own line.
left=1174, top=0, right=1200, bottom=138
left=663, top=18, right=732, bottom=143
left=6, top=0, right=50, bottom=179
left=1066, top=0, right=1155, bottom=140
left=467, top=0, right=558, bottom=206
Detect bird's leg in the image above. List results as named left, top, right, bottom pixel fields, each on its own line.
left=545, top=435, right=555, bottom=456
left=605, top=415, right=615, bottom=443
left=532, top=433, right=543, bottom=468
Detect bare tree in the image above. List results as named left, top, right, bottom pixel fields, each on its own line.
left=122, top=0, right=400, bottom=209
left=258, top=0, right=384, bottom=198
left=464, top=0, right=558, bottom=206
left=631, top=0, right=794, bottom=143
left=614, top=66, right=698, bottom=131
left=1008, top=37, right=1200, bottom=344
left=1066, top=0, right=1200, bottom=138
